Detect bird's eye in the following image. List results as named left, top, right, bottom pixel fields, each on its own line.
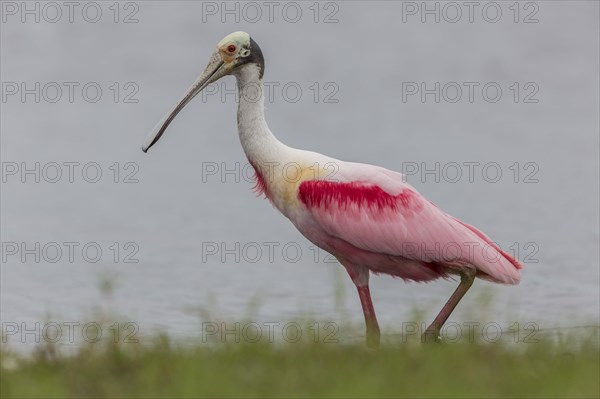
left=227, top=44, right=237, bottom=54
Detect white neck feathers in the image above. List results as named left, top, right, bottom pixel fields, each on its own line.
left=234, top=64, right=288, bottom=169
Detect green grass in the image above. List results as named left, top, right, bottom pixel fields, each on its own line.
left=2, top=332, right=599, bottom=398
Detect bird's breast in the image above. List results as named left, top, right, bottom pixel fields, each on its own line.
left=249, top=159, right=337, bottom=215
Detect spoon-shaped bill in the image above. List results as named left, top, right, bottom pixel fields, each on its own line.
left=142, top=52, right=225, bottom=153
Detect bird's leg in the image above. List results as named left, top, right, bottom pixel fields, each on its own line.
left=337, top=258, right=381, bottom=347
left=422, top=267, right=476, bottom=343
left=356, top=284, right=381, bottom=348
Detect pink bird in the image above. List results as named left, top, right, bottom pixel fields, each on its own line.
left=143, top=32, right=523, bottom=346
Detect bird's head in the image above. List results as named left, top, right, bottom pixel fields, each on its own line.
left=142, top=31, right=264, bottom=153
left=216, top=31, right=264, bottom=78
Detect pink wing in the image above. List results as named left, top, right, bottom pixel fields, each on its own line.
left=297, top=162, right=522, bottom=284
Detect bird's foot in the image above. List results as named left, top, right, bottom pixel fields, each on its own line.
left=421, top=329, right=442, bottom=344
left=366, top=328, right=381, bottom=348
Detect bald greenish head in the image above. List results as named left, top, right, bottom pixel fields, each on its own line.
left=216, top=31, right=265, bottom=79
left=216, top=32, right=265, bottom=79
left=142, top=31, right=264, bottom=152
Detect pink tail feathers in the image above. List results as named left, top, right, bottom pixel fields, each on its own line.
left=453, top=218, right=523, bottom=285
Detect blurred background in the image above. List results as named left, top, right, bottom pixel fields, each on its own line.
left=1, top=1, right=598, bottom=350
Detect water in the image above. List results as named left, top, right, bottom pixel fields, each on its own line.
left=1, top=2, right=598, bottom=350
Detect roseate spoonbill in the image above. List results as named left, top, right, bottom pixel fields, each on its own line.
left=142, top=32, right=522, bottom=346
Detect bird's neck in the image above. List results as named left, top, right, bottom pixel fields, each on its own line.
left=234, top=64, right=289, bottom=176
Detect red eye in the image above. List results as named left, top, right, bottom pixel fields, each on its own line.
left=227, top=44, right=236, bottom=53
